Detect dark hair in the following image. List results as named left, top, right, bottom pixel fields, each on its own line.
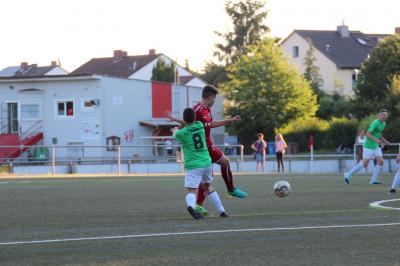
left=183, top=108, right=195, bottom=123
left=257, top=133, right=264, bottom=138
left=202, top=85, right=219, bottom=99
left=380, top=109, right=388, bottom=113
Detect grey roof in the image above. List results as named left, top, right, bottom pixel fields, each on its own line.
left=0, top=65, right=58, bottom=77
left=71, top=54, right=161, bottom=78
left=0, top=66, right=20, bottom=77
left=294, top=30, right=390, bottom=69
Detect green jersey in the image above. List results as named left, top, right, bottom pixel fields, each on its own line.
left=364, top=119, right=386, bottom=149
left=173, top=121, right=211, bottom=170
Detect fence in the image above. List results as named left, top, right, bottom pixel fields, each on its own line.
left=0, top=144, right=244, bottom=175
left=2, top=143, right=400, bottom=175
left=353, top=143, right=400, bottom=160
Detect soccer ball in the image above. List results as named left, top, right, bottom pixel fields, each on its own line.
left=273, top=180, right=291, bottom=198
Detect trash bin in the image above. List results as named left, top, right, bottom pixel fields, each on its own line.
left=268, top=142, right=275, bottom=155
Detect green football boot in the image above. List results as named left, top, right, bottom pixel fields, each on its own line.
left=195, top=204, right=209, bottom=216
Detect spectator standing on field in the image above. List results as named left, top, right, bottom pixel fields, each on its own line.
left=251, top=133, right=267, bottom=172
left=165, top=139, right=173, bottom=156
left=355, top=129, right=368, bottom=172
left=275, top=133, right=287, bottom=173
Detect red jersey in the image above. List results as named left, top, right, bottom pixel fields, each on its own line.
left=193, top=102, right=213, bottom=147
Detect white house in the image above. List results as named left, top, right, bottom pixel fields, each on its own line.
left=0, top=53, right=224, bottom=162
left=281, top=25, right=393, bottom=96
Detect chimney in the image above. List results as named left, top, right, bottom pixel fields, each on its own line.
left=337, top=24, right=350, bottom=38
left=20, top=62, right=28, bottom=70
left=395, top=27, right=400, bottom=35
left=51, top=61, right=57, bottom=67
left=149, top=48, right=156, bottom=55
left=31, top=64, right=38, bottom=68
left=113, top=50, right=127, bottom=62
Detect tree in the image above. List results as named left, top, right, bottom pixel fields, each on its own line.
left=354, top=34, right=400, bottom=117
left=201, top=0, right=270, bottom=87
left=303, top=38, right=323, bottom=95
left=221, top=39, right=318, bottom=146
left=383, top=75, right=400, bottom=142
left=201, top=62, right=228, bottom=86
left=316, top=92, right=353, bottom=120
left=214, top=0, right=269, bottom=64
left=151, top=58, right=176, bottom=83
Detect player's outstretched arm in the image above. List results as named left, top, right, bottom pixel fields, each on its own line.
left=165, top=111, right=185, bottom=125
left=380, top=135, right=391, bottom=145
left=211, top=115, right=241, bottom=128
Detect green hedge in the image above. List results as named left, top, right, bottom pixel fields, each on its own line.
left=279, top=117, right=358, bottom=152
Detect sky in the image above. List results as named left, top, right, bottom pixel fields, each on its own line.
left=0, top=0, right=398, bottom=73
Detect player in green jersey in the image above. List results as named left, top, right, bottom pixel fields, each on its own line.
left=344, top=109, right=390, bottom=184
left=173, top=108, right=228, bottom=219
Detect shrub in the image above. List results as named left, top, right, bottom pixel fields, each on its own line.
left=280, top=117, right=358, bottom=152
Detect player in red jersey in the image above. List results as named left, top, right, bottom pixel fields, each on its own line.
left=166, top=85, right=248, bottom=216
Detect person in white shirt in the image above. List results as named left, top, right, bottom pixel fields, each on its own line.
left=165, top=139, right=173, bottom=156
left=355, top=129, right=366, bottom=164
left=275, top=133, right=287, bottom=173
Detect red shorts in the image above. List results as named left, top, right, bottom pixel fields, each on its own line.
left=208, top=145, right=224, bottom=163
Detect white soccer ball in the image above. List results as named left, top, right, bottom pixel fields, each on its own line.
left=273, top=180, right=291, bottom=198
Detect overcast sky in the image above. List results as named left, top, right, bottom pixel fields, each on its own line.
left=0, top=0, right=398, bottom=72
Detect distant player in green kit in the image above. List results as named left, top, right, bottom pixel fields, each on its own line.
left=344, top=109, right=391, bottom=184
left=173, top=108, right=228, bottom=219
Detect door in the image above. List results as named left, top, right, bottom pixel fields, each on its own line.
left=7, top=102, right=18, bottom=134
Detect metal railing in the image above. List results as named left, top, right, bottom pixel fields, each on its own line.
left=19, top=120, right=43, bottom=140
left=353, top=143, right=400, bottom=160
left=0, top=144, right=245, bottom=175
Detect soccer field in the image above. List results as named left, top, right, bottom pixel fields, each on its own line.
left=0, top=173, right=399, bottom=265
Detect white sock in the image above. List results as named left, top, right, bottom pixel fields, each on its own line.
left=208, top=191, right=225, bottom=214
left=347, top=162, right=364, bottom=178
left=391, top=171, right=400, bottom=190
left=185, top=193, right=196, bottom=209
left=370, top=164, right=383, bottom=182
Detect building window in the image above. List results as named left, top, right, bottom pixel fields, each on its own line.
left=81, top=99, right=94, bottom=111
left=56, top=100, right=74, bottom=117
left=293, top=46, right=299, bottom=58
left=21, top=100, right=41, bottom=121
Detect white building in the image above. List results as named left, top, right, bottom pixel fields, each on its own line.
left=281, top=25, right=392, bottom=96
left=0, top=51, right=224, bottom=162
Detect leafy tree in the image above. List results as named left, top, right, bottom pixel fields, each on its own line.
left=303, top=38, right=323, bottom=95
left=214, top=0, right=269, bottom=64
left=202, top=0, right=270, bottom=86
left=201, top=62, right=228, bottom=86
left=317, top=93, right=353, bottom=120
left=151, top=58, right=176, bottom=83
left=222, top=39, right=318, bottom=147
left=302, top=38, right=354, bottom=120
left=354, top=34, right=400, bottom=117
left=383, top=75, right=400, bottom=142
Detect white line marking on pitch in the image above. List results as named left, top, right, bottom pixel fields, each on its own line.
left=1, top=222, right=400, bottom=246
left=369, top=199, right=400, bottom=210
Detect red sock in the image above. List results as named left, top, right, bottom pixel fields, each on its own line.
left=221, top=165, right=235, bottom=192
left=196, top=185, right=207, bottom=205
